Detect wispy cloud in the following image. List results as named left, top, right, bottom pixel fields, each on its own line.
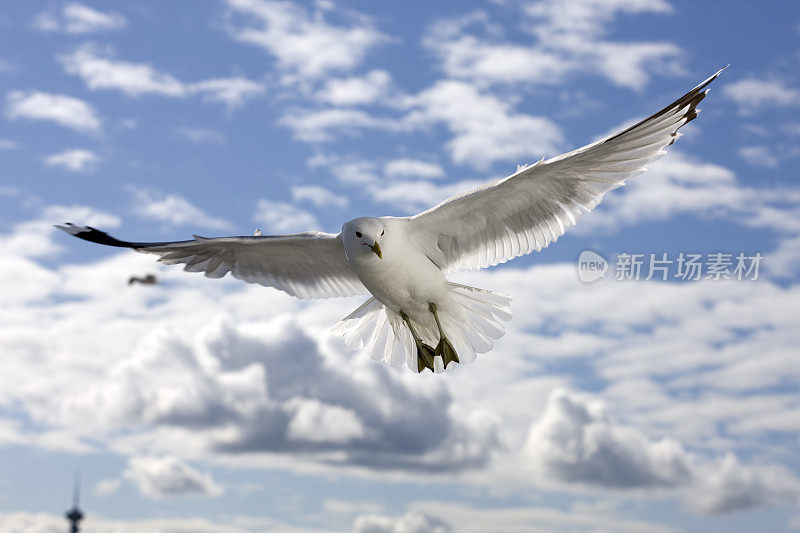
left=33, top=3, right=126, bottom=34
left=128, top=186, right=232, bottom=230
left=425, top=1, right=681, bottom=91
left=292, top=185, right=348, bottom=209
left=384, top=158, right=445, bottom=180
left=253, top=199, right=319, bottom=233
left=59, top=45, right=264, bottom=110
left=5, top=91, right=102, bottom=134
left=178, top=127, right=226, bottom=144
left=317, top=69, right=394, bottom=106
left=44, top=148, right=100, bottom=173
left=0, top=138, right=19, bottom=150
left=723, top=77, right=800, bottom=115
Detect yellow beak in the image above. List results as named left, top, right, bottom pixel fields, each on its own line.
left=368, top=241, right=382, bottom=259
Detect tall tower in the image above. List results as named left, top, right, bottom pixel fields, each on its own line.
left=64, top=474, right=84, bottom=533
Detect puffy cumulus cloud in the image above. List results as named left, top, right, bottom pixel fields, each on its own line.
left=292, top=185, right=348, bottom=209
left=33, top=3, right=126, bottom=34
left=353, top=509, right=452, bottom=533
left=723, top=78, right=800, bottom=115
left=425, top=0, right=680, bottom=91
left=225, top=0, right=387, bottom=80
left=0, top=208, right=500, bottom=474
left=128, top=187, right=232, bottom=230
left=523, top=389, right=692, bottom=488
left=253, top=199, right=320, bottom=233
left=689, top=454, right=800, bottom=515
left=5, top=91, right=101, bottom=134
left=44, top=148, right=100, bottom=173
left=518, top=389, right=800, bottom=513
left=317, top=69, right=394, bottom=106
left=59, top=45, right=264, bottom=109
left=406, top=80, right=563, bottom=170
left=124, top=455, right=224, bottom=499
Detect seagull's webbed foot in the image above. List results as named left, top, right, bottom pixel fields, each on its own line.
left=401, top=310, right=436, bottom=373
left=429, top=302, right=460, bottom=369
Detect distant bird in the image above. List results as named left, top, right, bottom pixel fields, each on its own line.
left=127, top=273, right=157, bottom=285
left=59, top=68, right=725, bottom=373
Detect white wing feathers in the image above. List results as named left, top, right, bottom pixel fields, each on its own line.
left=408, top=67, right=726, bottom=273
left=56, top=224, right=368, bottom=299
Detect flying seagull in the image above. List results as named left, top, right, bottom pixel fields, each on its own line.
left=59, top=68, right=725, bottom=374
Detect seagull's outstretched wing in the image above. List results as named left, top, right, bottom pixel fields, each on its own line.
left=57, top=224, right=368, bottom=299
left=407, top=67, right=726, bottom=273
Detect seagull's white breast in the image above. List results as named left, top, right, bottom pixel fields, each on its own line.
left=347, top=223, right=451, bottom=319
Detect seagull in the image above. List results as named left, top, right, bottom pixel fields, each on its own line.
left=59, top=68, right=725, bottom=374
left=128, top=273, right=158, bottom=285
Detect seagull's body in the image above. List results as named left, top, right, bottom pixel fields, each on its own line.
left=59, top=68, right=725, bottom=373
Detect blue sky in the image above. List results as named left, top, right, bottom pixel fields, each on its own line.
left=1, top=0, right=800, bottom=531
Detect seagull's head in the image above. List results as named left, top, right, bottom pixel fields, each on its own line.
left=342, top=217, right=386, bottom=262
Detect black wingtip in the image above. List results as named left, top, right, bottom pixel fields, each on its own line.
left=56, top=222, right=138, bottom=248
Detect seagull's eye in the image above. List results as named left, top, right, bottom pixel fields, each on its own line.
left=355, top=231, right=362, bottom=238
left=381, top=230, right=384, bottom=236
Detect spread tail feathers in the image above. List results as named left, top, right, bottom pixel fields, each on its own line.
left=333, top=283, right=512, bottom=373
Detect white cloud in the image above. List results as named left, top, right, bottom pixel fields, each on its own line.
left=317, top=69, right=393, bottom=106
left=368, top=179, right=483, bottom=213
left=253, top=199, right=320, bottom=233
left=128, top=187, right=232, bottom=230
left=352, top=502, right=674, bottom=533
left=407, top=80, right=563, bottom=170
left=280, top=108, right=405, bottom=142
left=33, top=3, right=126, bottom=34
left=353, top=510, right=452, bottom=533
left=60, top=45, right=185, bottom=97
left=286, top=397, right=365, bottom=444
left=0, top=204, right=120, bottom=260
left=94, top=478, right=122, bottom=497
left=124, top=455, right=223, bottom=499
left=383, top=158, right=445, bottom=180
left=44, top=148, right=100, bottom=173
left=179, top=127, right=226, bottom=144
left=737, top=145, right=779, bottom=168
left=59, top=45, right=264, bottom=109
left=0, top=138, right=18, bottom=150
left=690, top=454, right=800, bottom=514
left=723, top=78, right=800, bottom=115
left=190, top=77, right=265, bottom=109
left=575, top=152, right=800, bottom=236
left=5, top=91, right=101, bottom=134
left=292, top=185, right=348, bottom=209
left=425, top=1, right=681, bottom=91
left=225, top=0, right=387, bottom=80
left=523, top=388, right=692, bottom=488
